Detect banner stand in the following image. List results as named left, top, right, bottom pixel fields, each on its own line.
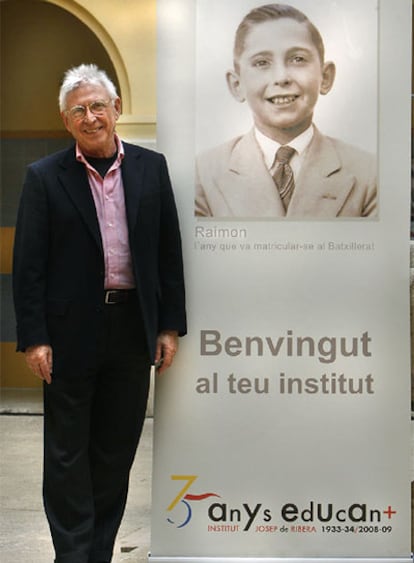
left=150, top=0, right=412, bottom=560
left=149, top=559, right=412, bottom=563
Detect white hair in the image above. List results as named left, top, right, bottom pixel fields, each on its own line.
left=59, top=64, right=118, bottom=111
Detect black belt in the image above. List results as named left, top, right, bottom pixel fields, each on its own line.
left=104, top=289, right=136, bottom=305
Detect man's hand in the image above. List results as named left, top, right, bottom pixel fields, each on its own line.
left=155, top=331, right=179, bottom=374
left=25, top=345, right=53, bottom=384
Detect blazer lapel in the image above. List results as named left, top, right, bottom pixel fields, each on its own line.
left=120, top=143, right=144, bottom=233
left=58, top=147, right=103, bottom=254
left=288, top=128, right=356, bottom=217
left=220, top=129, right=286, bottom=217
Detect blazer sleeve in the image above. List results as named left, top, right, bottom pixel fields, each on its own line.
left=157, top=155, right=187, bottom=336
left=13, top=163, right=51, bottom=351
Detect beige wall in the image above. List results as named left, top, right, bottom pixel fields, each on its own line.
left=69, top=0, right=157, bottom=141
left=0, top=0, right=157, bottom=141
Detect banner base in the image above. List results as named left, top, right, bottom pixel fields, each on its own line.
left=148, top=557, right=412, bottom=563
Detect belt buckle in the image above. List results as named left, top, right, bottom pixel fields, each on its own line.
left=105, top=290, right=117, bottom=304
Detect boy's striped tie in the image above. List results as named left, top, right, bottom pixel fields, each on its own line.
left=272, top=145, right=296, bottom=209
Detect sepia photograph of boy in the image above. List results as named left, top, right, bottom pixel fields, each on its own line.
left=195, top=2, right=378, bottom=219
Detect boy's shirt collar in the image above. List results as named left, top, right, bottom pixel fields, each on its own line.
left=255, top=125, right=314, bottom=170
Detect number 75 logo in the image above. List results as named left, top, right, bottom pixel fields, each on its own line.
left=167, top=475, right=220, bottom=528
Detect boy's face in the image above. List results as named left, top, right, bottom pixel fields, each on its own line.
left=227, top=18, right=335, bottom=143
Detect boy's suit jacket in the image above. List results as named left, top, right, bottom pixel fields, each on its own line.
left=195, top=127, right=377, bottom=218
left=13, top=142, right=186, bottom=377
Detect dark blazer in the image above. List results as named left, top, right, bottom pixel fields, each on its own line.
left=195, top=127, right=377, bottom=218
left=13, top=141, right=186, bottom=377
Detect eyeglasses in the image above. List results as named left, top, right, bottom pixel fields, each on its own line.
left=65, top=99, right=113, bottom=120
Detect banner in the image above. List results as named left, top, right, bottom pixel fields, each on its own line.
left=150, top=0, right=412, bottom=561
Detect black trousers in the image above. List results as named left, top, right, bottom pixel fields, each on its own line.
left=43, top=297, right=151, bottom=563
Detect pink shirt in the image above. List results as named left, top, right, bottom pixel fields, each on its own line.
left=76, top=136, right=135, bottom=289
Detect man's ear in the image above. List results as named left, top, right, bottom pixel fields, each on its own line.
left=114, top=96, right=122, bottom=119
left=320, top=61, right=336, bottom=95
left=61, top=112, right=72, bottom=134
left=226, top=69, right=246, bottom=102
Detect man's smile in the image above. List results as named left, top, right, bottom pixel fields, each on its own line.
left=83, top=126, right=103, bottom=134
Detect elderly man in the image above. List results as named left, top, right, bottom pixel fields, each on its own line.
left=13, top=64, right=186, bottom=563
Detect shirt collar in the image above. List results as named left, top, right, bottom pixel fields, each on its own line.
left=255, top=125, right=314, bottom=169
left=76, top=133, right=124, bottom=165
